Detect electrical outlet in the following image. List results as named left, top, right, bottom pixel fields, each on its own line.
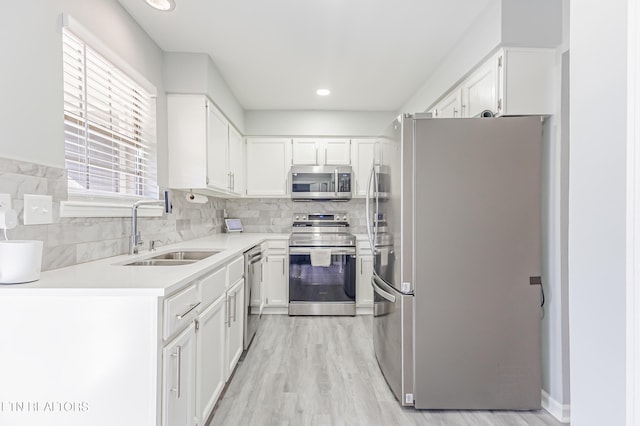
left=0, top=193, right=11, bottom=210
left=23, top=194, right=53, bottom=225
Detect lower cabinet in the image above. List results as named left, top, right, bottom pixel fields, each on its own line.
left=163, top=255, right=246, bottom=426
left=162, top=322, right=197, bottom=426
left=356, top=241, right=374, bottom=310
left=263, top=239, right=289, bottom=313
left=225, top=278, right=245, bottom=380
left=196, top=293, right=226, bottom=425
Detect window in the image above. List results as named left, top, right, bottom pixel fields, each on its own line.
left=62, top=28, right=158, bottom=200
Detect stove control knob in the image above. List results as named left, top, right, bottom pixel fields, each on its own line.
left=343, top=215, right=347, bottom=220
left=295, top=215, right=299, bottom=221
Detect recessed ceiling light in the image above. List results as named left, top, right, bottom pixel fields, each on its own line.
left=145, top=0, right=176, bottom=11
left=316, top=89, right=331, bottom=96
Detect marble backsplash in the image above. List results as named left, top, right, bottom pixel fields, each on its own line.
left=225, top=198, right=367, bottom=234
left=0, top=157, right=224, bottom=271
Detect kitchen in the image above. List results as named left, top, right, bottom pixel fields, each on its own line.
left=0, top=1, right=636, bottom=426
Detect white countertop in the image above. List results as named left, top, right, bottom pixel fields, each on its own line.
left=0, top=233, right=289, bottom=297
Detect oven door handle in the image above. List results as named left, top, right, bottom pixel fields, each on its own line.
left=289, top=247, right=356, bottom=256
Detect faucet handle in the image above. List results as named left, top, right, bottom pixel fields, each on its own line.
left=149, top=239, right=163, bottom=251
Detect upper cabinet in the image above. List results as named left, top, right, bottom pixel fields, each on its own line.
left=429, top=47, right=555, bottom=118
left=168, top=94, right=244, bottom=197
left=291, top=138, right=350, bottom=165
left=350, top=138, right=379, bottom=197
left=245, top=138, right=292, bottom=197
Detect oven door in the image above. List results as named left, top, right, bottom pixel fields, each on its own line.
left=288, top=246, right=356, bottom=315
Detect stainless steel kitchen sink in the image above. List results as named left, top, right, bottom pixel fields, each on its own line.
left=121, top=250, right=222, bottom=266
left=124, top=259, right=196, bottom=266
left=149, top=250, right=221, bottom=261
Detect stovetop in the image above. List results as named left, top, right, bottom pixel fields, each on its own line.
left=289, top=212, right=355, bottom=247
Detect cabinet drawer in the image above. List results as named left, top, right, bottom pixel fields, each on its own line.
left=227, top=255, right=244, bottom=285
left=164, top=284, right=199, bottom=340
left=267, top=240, right=288, bottom=255
left=200, top=267, right=226, bottom=308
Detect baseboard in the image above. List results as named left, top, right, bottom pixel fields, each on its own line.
left=356, top=306, right=373, bottom=315
left=541, top=389, right=571, bottom=423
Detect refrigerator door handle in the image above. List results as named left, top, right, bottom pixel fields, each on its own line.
left=372, top=275, right=396, bottom=303
left=365, top=164, right=376, bottom=252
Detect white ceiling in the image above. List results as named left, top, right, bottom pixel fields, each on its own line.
left=118, top=0, right=494, bottom=111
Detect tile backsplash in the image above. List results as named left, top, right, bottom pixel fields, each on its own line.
left=225, top=198, right=367, bottom=234
left=0, top=157, right=368, bottom=271
left=0, top=157, right=224, bottom=271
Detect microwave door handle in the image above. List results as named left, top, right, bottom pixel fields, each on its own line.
left=335, top=168, right=338, bottom=196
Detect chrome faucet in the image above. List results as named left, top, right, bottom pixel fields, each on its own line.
left=130, top=191, right=172, bottom=255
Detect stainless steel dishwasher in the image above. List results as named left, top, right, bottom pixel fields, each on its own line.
left=243, top=245, right=263, bottom=349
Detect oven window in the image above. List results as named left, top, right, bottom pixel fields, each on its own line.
left=289, top=254, right=356, bottom=302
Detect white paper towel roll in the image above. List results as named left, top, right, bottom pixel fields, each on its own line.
left=0, top=240, right=43, bottom=284
left=185, top=193, right=208, bottom=204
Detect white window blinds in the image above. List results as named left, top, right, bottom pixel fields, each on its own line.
left=62, top=28, right=158, bottom=200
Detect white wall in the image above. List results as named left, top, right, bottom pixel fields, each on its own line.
left=569, top=1, right=628, bottom=424
left=0, top=0, right=166, bottom=178
left=164, top=52, right=245, bottom=133
left=501, top=0, right=563, bottom=48
left=244, top=110, right=397, bottom=137
left=399, top=0, right=502, bottom=114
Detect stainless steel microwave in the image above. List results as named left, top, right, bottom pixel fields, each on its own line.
left=290, top=165, right=352, bottom=201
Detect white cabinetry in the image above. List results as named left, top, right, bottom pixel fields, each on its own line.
left=224, top=278, right=244, bottom=380
left=429, top=48, right=555, bottom=118
left=245, top=138, right=292, bottom=197
left=168, top=94, right=243, bottom=197
left=263, top=240, right=288, bottom=313
left=351, top=138, right=379, bottom=197
left=196, top=266, right=227, bottom=425
left=356, top=240, right=374, bottom=312
left=432, top=88, right=463, bottom=118
left=461, top=56, right=499, bottom=118
left=161, top=287, right=200, bottom=426
left=292, top=138, right=350, bottom=165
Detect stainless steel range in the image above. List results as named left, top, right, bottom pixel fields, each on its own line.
left=288, top=212, right=357, bottom=316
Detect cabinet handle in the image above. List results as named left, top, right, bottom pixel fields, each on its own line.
left=232, top=173, right=235, bottom=191
left=453, top=108, right=458, bottom=117
left=225, top=297, right=230, bottom=327
left=176, top=302, right=200, bottom=320
left=170, top=345, right=181, bottom=398
left=232, top=292, right=237, bottom=322
left=360, top=257, right=363, bottom=273
left=497, top=98, right=502, bottom=111
left=325, top=147, right=328, bottom=164
left=315, top=148, right=318, bottom=165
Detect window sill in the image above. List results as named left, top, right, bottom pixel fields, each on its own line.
left=60, top=200, right=164, bottom=218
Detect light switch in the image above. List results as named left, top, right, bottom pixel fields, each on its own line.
left=23, top=194, right=53, bottom=225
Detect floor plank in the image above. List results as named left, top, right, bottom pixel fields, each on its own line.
left=209, top=315, right=566, bottom=426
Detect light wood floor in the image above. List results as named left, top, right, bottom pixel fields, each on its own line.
left=209, top=315, right=565, bottom=426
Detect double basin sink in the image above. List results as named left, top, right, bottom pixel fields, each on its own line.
left=123, top=250, right=221, bottom=266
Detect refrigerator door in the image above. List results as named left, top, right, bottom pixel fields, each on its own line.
left=411, top=116, right=543, bottom=409
left=371, top=272, right=414, bottom=405
left=372, top=117, right=411, bottom=294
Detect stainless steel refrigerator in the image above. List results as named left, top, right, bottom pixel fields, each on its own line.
left=366, top=114, right=542, bottom=409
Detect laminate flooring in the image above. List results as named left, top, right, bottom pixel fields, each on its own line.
left=209, top=315, right=566, bottom=426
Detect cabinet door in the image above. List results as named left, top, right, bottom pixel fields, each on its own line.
left=462, top=58, right=498, bottom=118
left=228, top=126, right=244, bottom=195
left=245, top=138, right=292, bottom=196
left=351, top=138, right=378, bottom=197
left=225, top=278, right=245, bottom=380
left=206, top=102, right=229, bottom=191
left=167, top=94, right=208, bottom=189
left=265, top=255, right=288, bottom=307
left=356, top=255, right=374, bottom=307
left=292, top=139, right=319, bottom=165
left=433, top=88, right=462, bottom=118
left=324, top=139, right=351, bottom=165
left=162, top=322, right=196, bottom=426
left=196, top=295, right=226, bottom=424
